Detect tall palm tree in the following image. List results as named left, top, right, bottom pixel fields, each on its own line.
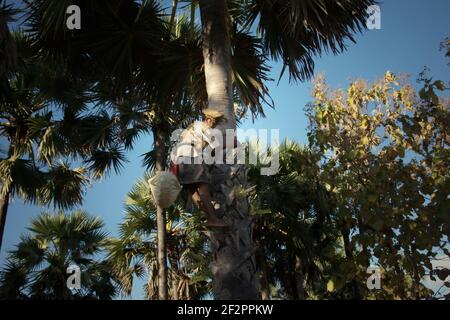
left=107, top=173, right=211, bottom=299
left=0, top=32, right=90, bottom=250
left=0, top=29, right=135, bottom=250
left=129, top=13, right=271, bottom=298
left=23, top=0, right=271, bottom=299
left=24, top=1, right=186, bottom=299
left=196, top=0, right=376, bottom=299
left=0, top=210, right=117, bottom=300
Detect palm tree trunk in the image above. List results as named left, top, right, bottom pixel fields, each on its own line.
left=256, top=248, right=270, bottom=300
left=169, top=0, right=178, bottom=33
left=153, top=126, right=168, bottom=300
left=198, top=0, right=235, bottom=129
left=198, top=0, right=258, bottom=300
left=172, top=273, right=179, bottom=300
left=189, top=0, right=196, bottom=41
left=286, top=252, right=299, bottom=299
left=169, top=246, right=180, bottom=300
left=0, top=189, right=10, bottom=251
left=0, top=142, right=14, bottom=251
left=208, top=163, right=259, bottom=299
left=295, top=255, right=305, bottom=300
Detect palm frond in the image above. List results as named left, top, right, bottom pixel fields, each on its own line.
left=0, top=0, right=19, bottom=77
left=231, top=29, right=273, bottom=119
left=141, top=149, right=156, bottom=171
left=9, top=235, right=45, bottom=269
left=113, top=99, right=152, bottom=150
left=241, top=0, right=376, bottom=82
left=0, top=156, right=44, bottom=201
left=85, top=146, right=128, bottom=179
left=0, top=259, right=28, bottom=299
left=1, top=174, right=113, bottom=299
left=80, top=0, right=167, bottom=93
left=74, top=111, right=116, bottom=151
left=39, top=164, right=88, bottom=209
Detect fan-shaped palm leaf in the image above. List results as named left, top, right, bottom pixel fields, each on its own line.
left=38, top=164, right=88, bottom=209
left=0, top=0, right=18, bottom=79
left=0, top=210, right=115, bottom=299
left=241, top=0, right=376, bottom=82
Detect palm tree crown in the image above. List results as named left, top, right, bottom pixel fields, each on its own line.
left=0, top=210, right=117, bottom=300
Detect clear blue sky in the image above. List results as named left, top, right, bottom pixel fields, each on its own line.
left=1, top=0, right=449, bottom=299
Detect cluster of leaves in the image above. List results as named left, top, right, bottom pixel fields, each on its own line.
left=248, top=141, right=344, bottom=299
left=11, top=0, right=280, bottom=174
left=0, top=31, right=140, bottom=212
left=24, top=0, right=273, bottom=119
left=304, top=71, right=449, bottom=299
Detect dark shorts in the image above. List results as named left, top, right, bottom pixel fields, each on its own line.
left=178, top=163, right=210, bottom=186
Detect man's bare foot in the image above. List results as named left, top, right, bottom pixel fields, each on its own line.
left=205, top=218, right=229, bottom=228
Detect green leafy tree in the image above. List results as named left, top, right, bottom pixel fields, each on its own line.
left=306, top=71, right=449, bottom=299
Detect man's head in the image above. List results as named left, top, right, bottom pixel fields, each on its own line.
left=202, top=108, right=225, bottom=128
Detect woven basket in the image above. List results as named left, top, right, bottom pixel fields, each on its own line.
left=148, top=171, right=182, bottom=208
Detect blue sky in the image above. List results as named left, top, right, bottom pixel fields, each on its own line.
left=1, top=0, right=449, bottom=299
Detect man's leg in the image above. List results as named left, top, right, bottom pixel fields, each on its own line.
left=191, top=183, right=228, bottom=227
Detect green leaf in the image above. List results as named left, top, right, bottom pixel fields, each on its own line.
left=368, top=193, right=378, bottom=203
left=397, top=146, right=405, bottom=158
left=429, top=89, right=439, bottom=105
left=327, top=279, right=335, bottom=292
left=86, top=147, right=128, bottom=178
left=371, top=219, right=384, bottom=232
left=362, top=136, right=370, bottom=145
left=419, top=88, right=427, bottom=100
left=433, top=80, right=446, bottom=91
left=435, top=269, right=450, bottom=282
left=349, top=150, right=358, bottom=159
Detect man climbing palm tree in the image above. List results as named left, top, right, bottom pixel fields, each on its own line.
left=171, top=108, right=229, bottom=228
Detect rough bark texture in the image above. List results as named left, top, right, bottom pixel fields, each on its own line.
left=169, top=0, right=178, bottom=33
left=199, top=0, right=258, bottom=299
left=0, top=143, right=14, bottom=251
left=154, top=126, right=168, bottom=300
left=207, top=162, right=259, bottom=300
left=0, top=190, right=10, bottom=251
left=169, top=245, right=180, bottom=300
